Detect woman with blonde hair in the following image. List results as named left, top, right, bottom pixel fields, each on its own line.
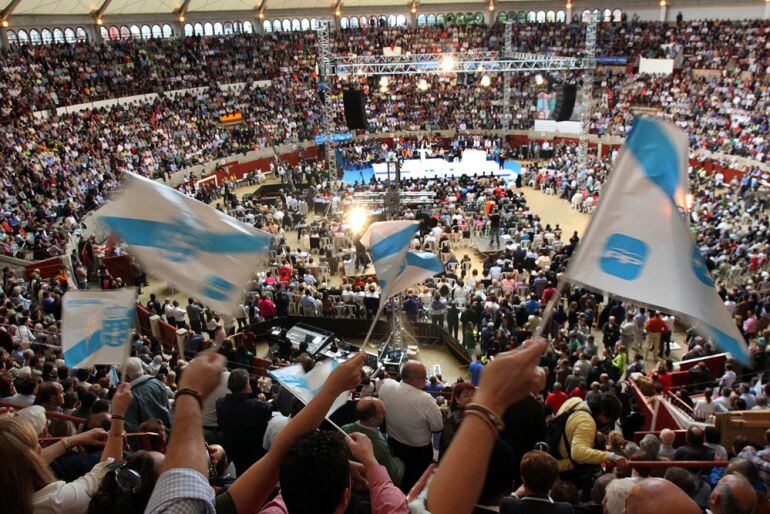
left=0, top=382, right=132, bottom=514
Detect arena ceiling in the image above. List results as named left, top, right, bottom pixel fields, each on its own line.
left=4, top=0, right=594, bottom=16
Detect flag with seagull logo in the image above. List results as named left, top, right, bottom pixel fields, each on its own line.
left=564, top=118, right=750, bottom=363
left=96, top=172, right=274, bottom=314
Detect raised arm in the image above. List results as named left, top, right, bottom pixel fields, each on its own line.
left=426, top=339, right=546, bottom=514
left=161, top=351, right=227, bottom=476
left=227, top=351, right=365, bottom=514
left=101, top=381, right=132, bottom=462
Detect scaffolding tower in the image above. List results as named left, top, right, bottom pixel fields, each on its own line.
left=501, top=21, right=514, bottom=131
left=316, top=20, right=338, bottom=176
left=577, top=13, right=598, bottom=173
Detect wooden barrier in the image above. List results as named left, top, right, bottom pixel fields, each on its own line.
left=0, top=401, right=86, bottom=424
left=715, top=410, right=770, bottom=448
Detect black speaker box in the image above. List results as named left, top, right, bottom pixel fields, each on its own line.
left=343, top=89, right=368, bottom=130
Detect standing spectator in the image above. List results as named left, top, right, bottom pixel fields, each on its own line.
left=378, top=360, right=443, bottom=491
left=124, top=357, right=172, bottom=434
left=469, top=354, right=485, bottom=386
left=501, top=451, right=574, bottom=514
left=216, top=368, right=273, bottom=476
left=186, top=299, right=204, bottom=334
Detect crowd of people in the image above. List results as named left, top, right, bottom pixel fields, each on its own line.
left=0, top=15, right=769, bottom=514
left=2, top=18, right=769, bottom=261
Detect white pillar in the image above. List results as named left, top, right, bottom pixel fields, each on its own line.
left=149, top=315, right=161, bottom=338
left=176, top=328, right=187, bottom=357
left=659, top=3, right=668, bottom=22
left=765, top=0, right=770, bottom=20
left=566, top=6, right=573, bottom=22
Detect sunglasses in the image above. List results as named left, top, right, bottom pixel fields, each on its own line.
left=105, top=459, right=142, bottom=494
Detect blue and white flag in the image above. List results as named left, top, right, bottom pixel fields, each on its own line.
left=360, top=221, right=442, bottom=300
left=62, top=289, right=136, bottom=369
left=269, top=359, right=350, bottom=414
left=564, top=118, right=750, bottom=363
left=96, top=172, right=274, bottom=314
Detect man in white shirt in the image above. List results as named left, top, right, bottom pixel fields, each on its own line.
left=718, top=363, right=736, bottom=389
left=378, top=360, right=443, bottom=491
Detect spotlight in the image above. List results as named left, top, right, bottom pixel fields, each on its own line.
left=258, top=10, right=265, bottom=19
left=96, top=17, right=103, bottom=26
left=534, top=74, right=544, bottom=85
left=379, top=76, right=389, bottom=88
left=1, top=19, right=7, bottom=28
left=480, top=75, right=491, bottom=87
left=179, top=14, right=185, bottom=22
left=488, top=0, right=494, bottom=11
left=440, top=54, right=456, bottom=73
left=685, top=194, right=694, bottom=211
left=347, top=207, right=368, bottom=234
left=335, top=7, right=341, bottom=16
left=417, top=78, right=429, bottom=91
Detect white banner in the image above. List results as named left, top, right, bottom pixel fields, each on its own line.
left=639, top=57, right=674, bottom=75
left=62, top=289, right=136, bottom=369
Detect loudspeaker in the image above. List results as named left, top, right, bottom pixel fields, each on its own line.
left=343, top=89, right=368, bottom=130
left=552, top=83, right=577, bottom=122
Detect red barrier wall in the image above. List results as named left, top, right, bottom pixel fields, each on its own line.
left=26, top=257, right=65, bottom=279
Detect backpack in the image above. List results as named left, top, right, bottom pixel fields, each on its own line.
left=545, top=404, right=579, bottom=462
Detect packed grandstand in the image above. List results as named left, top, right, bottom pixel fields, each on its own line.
left=0, top=2, right=769, bottom=514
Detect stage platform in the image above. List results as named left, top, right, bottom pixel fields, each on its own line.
left=471, top=236, right=511, bottom=254
left=342, top=151, right=522, bottom=185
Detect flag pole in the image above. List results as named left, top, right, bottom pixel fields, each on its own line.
left=361, top=300, right=387, bottom=349
left=532, top=279, right=568, bottom=339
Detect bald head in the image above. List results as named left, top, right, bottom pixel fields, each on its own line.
left=356, top=397, right=385, bottom=428
left=660, top=429, right=675, bottom=445
left=624, top=478, right=700, bottom=514
left=401, top=360, right=426, bottom=388
left=710, top=474, right=757, bottom=514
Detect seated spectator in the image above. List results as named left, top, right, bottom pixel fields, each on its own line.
left=624, top=478, right=701, bottom=514
left=502, top=451, right=574, bottom=514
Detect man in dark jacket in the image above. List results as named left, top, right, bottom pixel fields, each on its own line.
left=216, top=368, right=273, bottom=476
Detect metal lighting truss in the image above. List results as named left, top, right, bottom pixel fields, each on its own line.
left=577, top=13, right=598, bottom=173
left=501, top=21, right=514, bottom=131
left=332, top=51, right=584, bottom=76
left=316, top=19, right=337, bottom=175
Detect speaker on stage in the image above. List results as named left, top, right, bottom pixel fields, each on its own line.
left=552, top=83, right=577, bottom=122
left=343, top=89, right=368, bottom=130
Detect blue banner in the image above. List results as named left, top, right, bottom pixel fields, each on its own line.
left=315, top=132, right=353, bottom=145
left=596, top=56, right=628, bottom=65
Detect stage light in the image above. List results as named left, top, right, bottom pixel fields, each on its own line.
left=379, top=76, right=389, bottom=88
left=417, top=78, right=429, bottom=91
left=179, top=15, right=185, bottom=22
left=488, top=0, right=494, bottom=12
left=1, top=19, right=7, bottom=28
left=534, top=74, right=544, bottom=85
left=258, top=10, right=265, bottom=19
left=347, top=207, right=368, bottom=234
left=96, top=17, right=103, bottom=26
left=480, top=75, right=491, bottom=87
left=410, top=1, right=417, bottom=14
left=685, top=194, right=694, bottom=211
left=440, top=54, right=456, bottom=73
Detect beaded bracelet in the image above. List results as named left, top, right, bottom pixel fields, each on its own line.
left=464, top=403, right=506, bottom=433
left=464, top=410, right=500, bottom=438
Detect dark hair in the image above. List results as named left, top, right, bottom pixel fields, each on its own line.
left=478, top=440, right=515, bottom=504
left=76, top=369, right=90, bottom=382
left=686, top=426, right=705, bottom=446
left=520, top=451, right=559, bottom=497
left=34, top=382, right=60, bottom=406
left=227, top=369, right=250, bottom=393
left=79, top=391, right=98, bottom=411
left=664, top=467, right=697, bottom=496
left=550, top=479, right=580, bottom=505
left=629, top=450, right=652, bottom=477
left=588, top=393, right=623, bottom=422
left=0, top=373, right=14, bottom=397
left=279, top=431, right=350, bottom=514
left=87, top=452, right=160, bottom=514
left=16, top=378, right=38, bottom=396
left=91, top=399, right=110, bottom=414
left=705, top=426, right=721, bottom=444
